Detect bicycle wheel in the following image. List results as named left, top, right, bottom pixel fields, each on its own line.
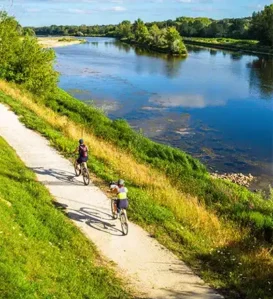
left=120, top=211, right=128, bottom=235
left=82, top=168, right=90, bottom=186
left=74, top=161, right=81, bottom=176
left=111, top=200, right=118, bottom=219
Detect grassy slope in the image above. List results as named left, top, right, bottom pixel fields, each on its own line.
left=0, top=136, right=130, bottom=299
left=184, top=37, right=273, bottom=55
left=0, top=81, right=273, bottom=299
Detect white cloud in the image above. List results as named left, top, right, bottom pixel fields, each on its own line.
left=177, top=0, right=193, bottom=3
left=25, top=8, right=42, bottom=13
left=111, top=6, right=126, bottom=11
left=67, top=5, right=126, bottom=14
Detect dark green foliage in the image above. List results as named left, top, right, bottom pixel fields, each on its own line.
left=115, top=19, right=187, bottom=55
left=0, top=12, right=58, bottom=95
left=251, top=4, right=273, bottom=46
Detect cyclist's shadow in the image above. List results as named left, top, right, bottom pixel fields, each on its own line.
left=67, top=206, right=124, bottom=236
left=31, top=167, right=83, bottom=186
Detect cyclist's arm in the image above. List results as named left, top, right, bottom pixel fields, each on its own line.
left=109, top=184, right=119, bottom=194
left=73, top=146, right=79, bottom=154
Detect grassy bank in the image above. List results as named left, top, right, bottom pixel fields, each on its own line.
left=1, top=81, right=273, bottom=298
left=0, top=136, right=131, bottom=299
left=184, top=37, right=273, bottom=55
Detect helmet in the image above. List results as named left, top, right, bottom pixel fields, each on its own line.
left=117, top=179, right=125, bottom=186
left=79, top=139, right=84, bottom=145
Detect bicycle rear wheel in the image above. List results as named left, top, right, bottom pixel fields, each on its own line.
left=120, top=211, right=128, bottom=235
left=82, top=168, right=90, bottom=185
left=111, top=200, right=118, bottom=219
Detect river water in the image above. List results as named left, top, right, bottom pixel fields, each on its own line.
left=54, top=37, right=273, bottom=186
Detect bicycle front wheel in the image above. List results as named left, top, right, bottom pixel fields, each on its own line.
left=120, top=211, right=128, bottom=235
left=83, top=168, right=90, bottom=185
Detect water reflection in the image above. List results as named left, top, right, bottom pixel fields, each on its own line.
left=149, top=94, right=225, bottom=108
left=248, top=57, right=273, bottom=98
left=230, top=53, right=243, bottom=61
left=164, top=57, right=185, bottom=78
left=210, top=49, right=217, bottom=56
left=114, top=41, right=131, bottom=53
left=90, top=42, right=99, bottom=47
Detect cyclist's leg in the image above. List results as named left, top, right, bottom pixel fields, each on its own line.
left=116, top=199, right=121, bottom=214
left=119, top=199, right=128, bottom=210
left=113, top=200, right=118, bottom=213
left=118, top=199, right=128, bottom=214
left=82, top=157, right=88, bottom=169
left=76, top=157, right=82, bottom=168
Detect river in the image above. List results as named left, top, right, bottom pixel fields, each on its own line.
left=54, top=37, right=273, bottom=187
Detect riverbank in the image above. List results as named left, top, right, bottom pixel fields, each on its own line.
left=1, top=80, right=273, bottom=299
left=38, top=37, right=84, bottom=48
left=184, top=37, right=273, bottom=56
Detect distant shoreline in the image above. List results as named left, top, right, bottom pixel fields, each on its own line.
left=183, top=38, right=273, bottom=56
left=38, top=37, right=83, bottom=48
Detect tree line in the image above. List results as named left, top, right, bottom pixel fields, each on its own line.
left=32, top=4, right=273, bottom=46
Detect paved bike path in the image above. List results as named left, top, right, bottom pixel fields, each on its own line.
left=0, top=104, right=223, bottom=299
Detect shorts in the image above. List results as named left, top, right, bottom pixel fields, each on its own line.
left=117, top=199, right=129, bottom=211
left=77, top=157, right=88, bottom=164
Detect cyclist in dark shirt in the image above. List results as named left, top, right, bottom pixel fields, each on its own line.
left=74, top=139, right=89, bottom=167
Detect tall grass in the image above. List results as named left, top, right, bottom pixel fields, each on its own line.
left=1, top=81, right=273, bottom=298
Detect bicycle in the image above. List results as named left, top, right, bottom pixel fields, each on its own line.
left=74, top=160, right=90, bottom=186
left=111, top=199, right=129, bottom=236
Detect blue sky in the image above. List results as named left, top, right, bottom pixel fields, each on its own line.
left=1, top=0, right=273, bottom=26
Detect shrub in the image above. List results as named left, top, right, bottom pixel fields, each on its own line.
left=0, top=12, right=58, bottom=96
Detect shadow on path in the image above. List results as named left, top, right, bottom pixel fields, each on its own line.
left=135, top=287, right=222, bottom=299
left=31, top=167, right=84, bottom=186
left=66, top=205, right=124, bottom=236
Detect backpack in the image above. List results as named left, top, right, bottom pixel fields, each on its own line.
left=79, top=145, right=88, bottom=158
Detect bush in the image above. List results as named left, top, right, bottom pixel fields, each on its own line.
left=0, top=12, right=58, bottom=96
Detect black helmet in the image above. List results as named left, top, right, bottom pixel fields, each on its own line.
left=79, top=139, right=84, bottom=145
left=118, top=179, right=125, bottom=186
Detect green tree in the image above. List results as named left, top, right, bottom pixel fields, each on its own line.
left=23, top=27, right=35, bottom=36
left=149, top=24, right=161, bottom=45
left=117, top=20, right=132, bottom=39
left=14, top=36, right=58, bottom=94
left=0, top=11, right=58, bottom=95
left=164, top=27, right=187, bottom=54
left=133, top=19, right=149, bottom=43
left=0, top=12, right=21, bottom=80
left=251, top=4, right=273, bottom=46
